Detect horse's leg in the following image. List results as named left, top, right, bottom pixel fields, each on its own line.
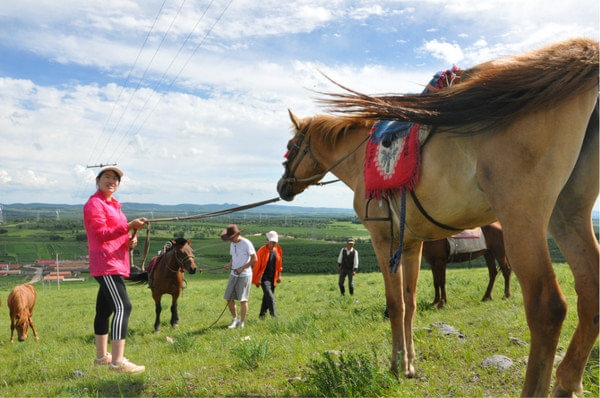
left=499, top=257, right=511, bottom=299
left=549, top=102, right=599, bottom=397
left=10, top=318, right=15, bottom=343
left=153, top=293, right=162, bottom=333
left=170, top=292, right=180, bottom=328
left=401, top=241, right=423, bottom=377
left=477, top=94, right=597, bottom=397
left=29, top=317, right=39, bottom=340
left=429, top=258, right=443, bottom=307
left=481, top=251, right=497, bottom=301
left=439, top=259, right=447, bottom=307
left=374, top=239, right=404, bottom=377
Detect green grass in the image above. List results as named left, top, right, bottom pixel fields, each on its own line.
left=0, top=264, right=597, bottom=397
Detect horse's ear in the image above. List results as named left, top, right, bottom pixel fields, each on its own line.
left=187, top=239, right=192, bottom=245
left=170, top=239, right=176, bottom=245
left=288, top=109, right=301, bottom=131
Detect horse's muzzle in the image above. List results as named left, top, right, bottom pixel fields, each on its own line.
left=277, top=178, right=295, bottom=202
left=189, top=268, right=197, bottom=275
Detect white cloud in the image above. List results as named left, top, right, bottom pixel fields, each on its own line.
left=422, top=39, right=464, bottom=65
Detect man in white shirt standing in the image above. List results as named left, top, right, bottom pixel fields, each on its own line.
left=221, top=224, right=257, bottom=328
left=337, top=238, right=359, bottom=296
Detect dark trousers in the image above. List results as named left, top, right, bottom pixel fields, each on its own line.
left=338, top=268, right=354, bottom=295
left=259, top=280, right=277, bottom=317
left=94, top=275, right=132, bottom=340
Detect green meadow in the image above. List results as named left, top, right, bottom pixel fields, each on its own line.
left=0, top=265, right=597, bottom=397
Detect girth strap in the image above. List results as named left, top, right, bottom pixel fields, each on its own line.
left=409, top=190, right=462, bottom=232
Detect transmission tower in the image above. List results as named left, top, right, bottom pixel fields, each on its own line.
left=0, top=205, right=4, bottom=224
left=56, top=209, right=61, bottom=221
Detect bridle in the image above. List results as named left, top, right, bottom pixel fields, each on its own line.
left=281, top=128, right=370, bottom=184
left=166, top=247, right=196, bottom=273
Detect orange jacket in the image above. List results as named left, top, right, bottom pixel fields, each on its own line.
left=252, top=244, right=282, bottom=287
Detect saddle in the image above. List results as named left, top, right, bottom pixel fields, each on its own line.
left=447, top=228, right=487, bottom=257
left=147, top=241, right=173, bottom=289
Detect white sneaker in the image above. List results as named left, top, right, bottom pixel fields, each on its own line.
left=239, top=321, right=245, bottom=328
left=228, top=317, right=240, bottom=329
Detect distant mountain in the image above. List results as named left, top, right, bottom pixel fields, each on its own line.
left=0, top=202, right=357, bottom=220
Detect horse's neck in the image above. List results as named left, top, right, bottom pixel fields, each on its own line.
left=316, top=131, right=368, bottom=191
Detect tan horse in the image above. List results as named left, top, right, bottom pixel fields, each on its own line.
left=277, top=38, right=599, bottom=397
left=8, top=284, right=39, bottom=343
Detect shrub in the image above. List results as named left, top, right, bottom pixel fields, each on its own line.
left=301, top=349, right=397, bottom=397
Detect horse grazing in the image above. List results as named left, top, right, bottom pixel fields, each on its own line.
left=8, top=284, right=39, bottom=342
left=277, top=38, right=599, bottom=397
left=130, top=238, right=198, bottom=332
left=424, top=222, right=510, bottom=308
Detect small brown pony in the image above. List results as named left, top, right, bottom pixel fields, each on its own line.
left=277, top=38, right=598, bottom=397
left=130, top=238, right=198, bottom=332
left=424, top=222, right=510, bottom=308
left=8, top=284, right=39, bottom=342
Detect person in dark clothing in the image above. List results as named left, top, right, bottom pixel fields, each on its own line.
left=337, top=238, right=359, bottom=295
left=252, top=231, right=283, bottom=317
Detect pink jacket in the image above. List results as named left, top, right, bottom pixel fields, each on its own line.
left=84, top=190, right=131, bottom=277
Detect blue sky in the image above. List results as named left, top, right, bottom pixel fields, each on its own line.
left=0, top=0, right=598, bottom=211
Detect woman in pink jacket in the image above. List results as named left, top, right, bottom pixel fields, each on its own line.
left=84, top=166, right=146, bottom=373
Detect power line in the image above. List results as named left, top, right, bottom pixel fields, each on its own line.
left=93, top=0, right=189, bottom=165
left=111, top=0, right=235, bottom=163
left=85, top=0, right=170, bottom=169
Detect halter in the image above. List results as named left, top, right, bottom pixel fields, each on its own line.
left=166, top=248, right=195, bottom=273
left=282, top=129, right=369, bottom=184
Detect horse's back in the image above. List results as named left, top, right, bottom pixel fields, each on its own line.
left=8, top=284, right=36, bottom=315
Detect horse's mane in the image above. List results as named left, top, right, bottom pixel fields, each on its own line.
left=319, top=38, right=599, bottom=134
left=302, top=114, right=373, bottom=148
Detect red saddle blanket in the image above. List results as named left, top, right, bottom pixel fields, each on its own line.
left=364, top=121, right=422, bottom=199
left=147, top=254, right=163, bottom=273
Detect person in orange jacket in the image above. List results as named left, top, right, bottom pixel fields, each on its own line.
left=252, top=231, right=283, bottom=318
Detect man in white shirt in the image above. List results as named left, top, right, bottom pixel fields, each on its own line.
left=221, top=224, right=257, bottom=328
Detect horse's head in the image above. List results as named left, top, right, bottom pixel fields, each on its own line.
left=15, top=314, right=30, bottom=342
left=277, top=110, right=327, bottom=201
left=173, top=239, right=198, bottom=274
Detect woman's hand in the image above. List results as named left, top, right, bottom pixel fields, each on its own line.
left=129, top=217, right=147, bottom=230
left=127, top=234, right=138, bottom=248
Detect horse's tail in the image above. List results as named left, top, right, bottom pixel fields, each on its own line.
left=321, top=38, right=599, bottom=134
left=127, top=270, right=148, bottom=285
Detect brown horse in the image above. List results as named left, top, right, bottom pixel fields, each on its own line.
left=425, top=222, right=510, bottom=308
left=130, top=238, right=198, bottom=332
left=8, top=284, right=39, bottom=342
left=277, top=38, right=599, bottom=397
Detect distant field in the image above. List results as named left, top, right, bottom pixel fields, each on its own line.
left=0, top=215, right=585, bottom=274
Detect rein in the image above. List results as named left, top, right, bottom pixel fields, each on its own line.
left=131, top=197, right=280, bottom=269
left=282, top=133, right=370, bottom=184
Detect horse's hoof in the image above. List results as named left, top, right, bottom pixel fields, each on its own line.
left=154, top=329, right=160, bottom=334
left=436, top=302, right=445, bottom=309
left=481, top=296, right=492, bottom=302
left=404, top=365, right=416, bottom=378
left=171, top=323, right=178, bottom=329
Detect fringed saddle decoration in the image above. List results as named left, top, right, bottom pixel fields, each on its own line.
left=364, top=121, right=422, bottom=200
left=364, top=66, right=462, bottom=272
